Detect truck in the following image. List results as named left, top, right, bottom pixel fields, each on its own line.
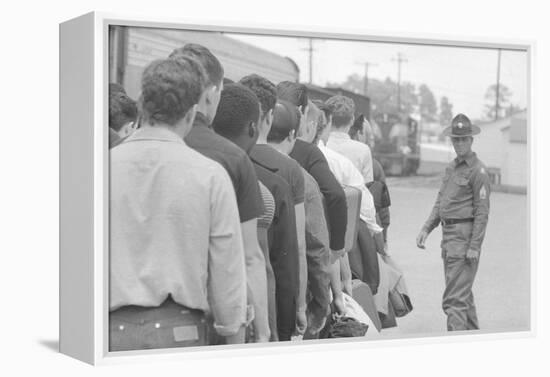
left=372, top=113, right=420, bottom=176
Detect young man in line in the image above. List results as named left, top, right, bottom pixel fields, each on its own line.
left=248, top=98, right=308, bottom=339
left=210, top=83, right=280, bottom=342
left=278, top=81, right=349, bottom=264
left=169, top=45, right=269, bottom=342
left=108, top=83, right=138, bottom=148
left=326, top=95, right=374, bottom=185
left=109, top=58, right=247, bottom=350
left=239, top=74, right=301, bottom=341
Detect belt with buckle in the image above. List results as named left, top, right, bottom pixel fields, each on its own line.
left=441, top=218, right=474, bottom=226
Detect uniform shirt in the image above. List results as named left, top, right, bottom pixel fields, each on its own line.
left=318, top=141, right=383, bottom=234
left=289, top=138, right=348, bottom=251
left=109, top=126, right=246, bottom=336
left=301, top=168, right=331, bottom=316
left=327, top=130, right=374, bottom=183
left=423, top=152, right=491, bottom=253
left=250, top=144, right=305, bottom=205
left=185, top=112, right=264, bottom=223
left=252, top=161, right=299, bottom=340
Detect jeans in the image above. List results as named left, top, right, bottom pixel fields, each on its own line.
left=109, top=296, right=209, bottom=351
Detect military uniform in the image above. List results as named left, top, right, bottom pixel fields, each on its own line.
left=422, top=114, right=491, bottom=331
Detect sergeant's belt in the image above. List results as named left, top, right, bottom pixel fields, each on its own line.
left=441, top=217, right=474, bottom=226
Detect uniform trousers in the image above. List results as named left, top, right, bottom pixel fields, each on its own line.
left=441, top=222, right=480, bottom=331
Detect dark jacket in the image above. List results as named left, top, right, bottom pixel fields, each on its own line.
left=290, top=139, right=348, bottom=251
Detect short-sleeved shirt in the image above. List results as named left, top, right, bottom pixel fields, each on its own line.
left=185, top=112, right=264, bottom=223
left=290, top=139, right=348, bottom=251
left=327, top=131, right=374, bottom=183
left=249, top=144, right=305, bottom=206
left=110, top=126, right=246, bottom=335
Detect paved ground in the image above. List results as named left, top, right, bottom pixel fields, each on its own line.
left=380, top=177, right=530, bottom=336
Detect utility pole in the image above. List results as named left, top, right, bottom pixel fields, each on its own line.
left=302, top=38, right=316, bottom=84
left=495, top=48, right=502, bottom=121
left=392, top=52, right=408, bottom=113
left=355, top=61, right=377, bottom=95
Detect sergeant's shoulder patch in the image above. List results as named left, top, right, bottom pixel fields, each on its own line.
left=480, top=167, right=486, bottom=175
left=480, top=185, right=487, bottom=200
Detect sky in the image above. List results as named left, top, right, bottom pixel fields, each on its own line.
left=227, top=32, right=528, bottom=121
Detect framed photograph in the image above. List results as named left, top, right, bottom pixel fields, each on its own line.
left=60, top=12, right=533, bottom=365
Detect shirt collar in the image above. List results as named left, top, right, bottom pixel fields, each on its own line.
left=454, top=152, right=477, bottom=167
left=125, top=126, right=185, bottom=144
left=193, top=111, right=210, bottom=129
left=329, top=131, right=351, bottom=140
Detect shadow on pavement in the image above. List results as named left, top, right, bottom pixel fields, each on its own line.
left=38, top=339, right=59, bottom=353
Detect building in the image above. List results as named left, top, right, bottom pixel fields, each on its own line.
left=470, top=111, right=528, bottom=190
left=109, top=26, right=300, bottom=100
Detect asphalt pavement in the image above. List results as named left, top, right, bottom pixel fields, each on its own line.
left=381, top=177, right=530, bottom=336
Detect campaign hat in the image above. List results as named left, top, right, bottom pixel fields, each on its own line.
left=442, top=113, right=480, bottom=137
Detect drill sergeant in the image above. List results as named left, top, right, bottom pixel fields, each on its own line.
left=416, top=113, right=491, bottom=331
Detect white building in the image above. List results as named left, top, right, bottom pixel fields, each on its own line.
left=474, top=111, right=527, bottom=190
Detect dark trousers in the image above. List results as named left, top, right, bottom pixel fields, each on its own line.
left=109, top=296, right=208, bottom=351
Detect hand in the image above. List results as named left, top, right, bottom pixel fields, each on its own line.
left=333, top=295, right=346, bottom=316
left=416, top=229, right=429, bottom=249
left=466, top=249, right=480, bottom=263
left=295, top=310, right=307, bottom=335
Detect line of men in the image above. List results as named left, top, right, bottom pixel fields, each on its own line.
left=108, top=43, right=392, bottom=351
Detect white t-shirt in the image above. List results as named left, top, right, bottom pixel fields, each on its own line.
left=318, top=141, right=382, bottom=234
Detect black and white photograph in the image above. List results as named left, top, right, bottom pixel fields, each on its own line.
left=107, top=25, right=529, bottom=352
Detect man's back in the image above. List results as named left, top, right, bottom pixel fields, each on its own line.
left=110, top=126, right=246, bottom=333
left=250, top=144, right=305, bottom=206
left=185, top=113, right=264, bottom=222
left=252, top=161, right=299, bottom=341
left=327, top=131, right=374, bottom=183
left=290, top=138, right=347, bottom=251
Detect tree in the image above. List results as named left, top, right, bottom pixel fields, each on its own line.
left=327, top=75, right=418, bottom=118
left=484, top=83, right=512, bottom=120
left=439, top=96, right=453, bottom=127
left=418, top=84, right=438, bottom=123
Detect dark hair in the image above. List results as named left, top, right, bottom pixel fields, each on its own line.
left=276, top=81, right=308, bottom=112
left=169, top=43, right=224, bottom=87
left=325, top=95, right=355, bottom=128
left=109, top=82, right=126, bottom=96
left=140, top=57, right=205, bottom=126
left=313, top=99, right=332, bottom=120
left=239, top=74, right=277, bottom=118
left=109, top=91, right=138, bottom=131
left=223, top=77, right=235, bottom=85
left=212, top=83, right=260, bottom=138
left=267, top=100, right=301, bottom=143
left=349, top=114, right=365, bottom=140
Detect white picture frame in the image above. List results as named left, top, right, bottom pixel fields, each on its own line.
left=59, top=11, right=535, bottom=365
